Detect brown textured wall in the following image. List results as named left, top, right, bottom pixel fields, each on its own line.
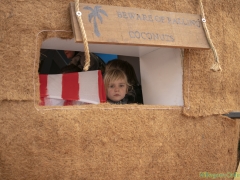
left=0, top=0, right=240, bottom=115
left=0, top=101, right=239, bottom=180
left=0, top=0, right=240, bottom=179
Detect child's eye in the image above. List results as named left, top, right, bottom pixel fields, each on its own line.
left=119, top=84, right=126, bottom=88
left=109, top=85, right=114, bottom=88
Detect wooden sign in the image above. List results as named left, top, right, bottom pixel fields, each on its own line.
left=70, top=2, right=210, bottom=49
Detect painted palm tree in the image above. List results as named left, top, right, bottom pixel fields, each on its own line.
left=83, top=6, right=108, bottom=37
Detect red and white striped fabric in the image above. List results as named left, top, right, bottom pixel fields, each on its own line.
left=39, top=70, right=106, bottom=106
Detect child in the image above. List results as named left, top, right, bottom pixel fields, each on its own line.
left=104, top=69, right=131, bottom=104
left=105, top=59, right=143, bottom=104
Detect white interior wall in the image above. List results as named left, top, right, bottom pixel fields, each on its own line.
left=41, top=38, right=160, bottom=57
left=140, top=48, right=183, bottom=106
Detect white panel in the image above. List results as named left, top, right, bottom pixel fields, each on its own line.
left=47, top=74, right=63, bottom=99
left=44, top=98, right=65, bottom=106
left=140, top=48, right=183, bottom=106
left=79, top=71, right=100, bottom=104
left=41, top=38, right=159, bottom=57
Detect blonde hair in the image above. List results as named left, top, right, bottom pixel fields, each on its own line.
left=104, top=69, right=131, bottom=93
left=105, top=59, right=139, bottom=85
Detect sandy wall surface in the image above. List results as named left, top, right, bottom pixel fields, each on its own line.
left=0, top=0, right=240, bottom=179
left=0, top=101, right=238, bottom=179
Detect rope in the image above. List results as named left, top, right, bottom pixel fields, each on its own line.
left=75, top=0, right=91, bottom=71
left=199, top=0, right=222, bottom=72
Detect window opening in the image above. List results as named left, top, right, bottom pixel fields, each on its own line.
left=39, top=38, right=184, bottom=107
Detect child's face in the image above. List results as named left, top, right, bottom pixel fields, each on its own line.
left=107, top=79, right=127, bottom=102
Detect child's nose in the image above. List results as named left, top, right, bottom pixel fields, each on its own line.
left=114, top=87, right=119, bottom=91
